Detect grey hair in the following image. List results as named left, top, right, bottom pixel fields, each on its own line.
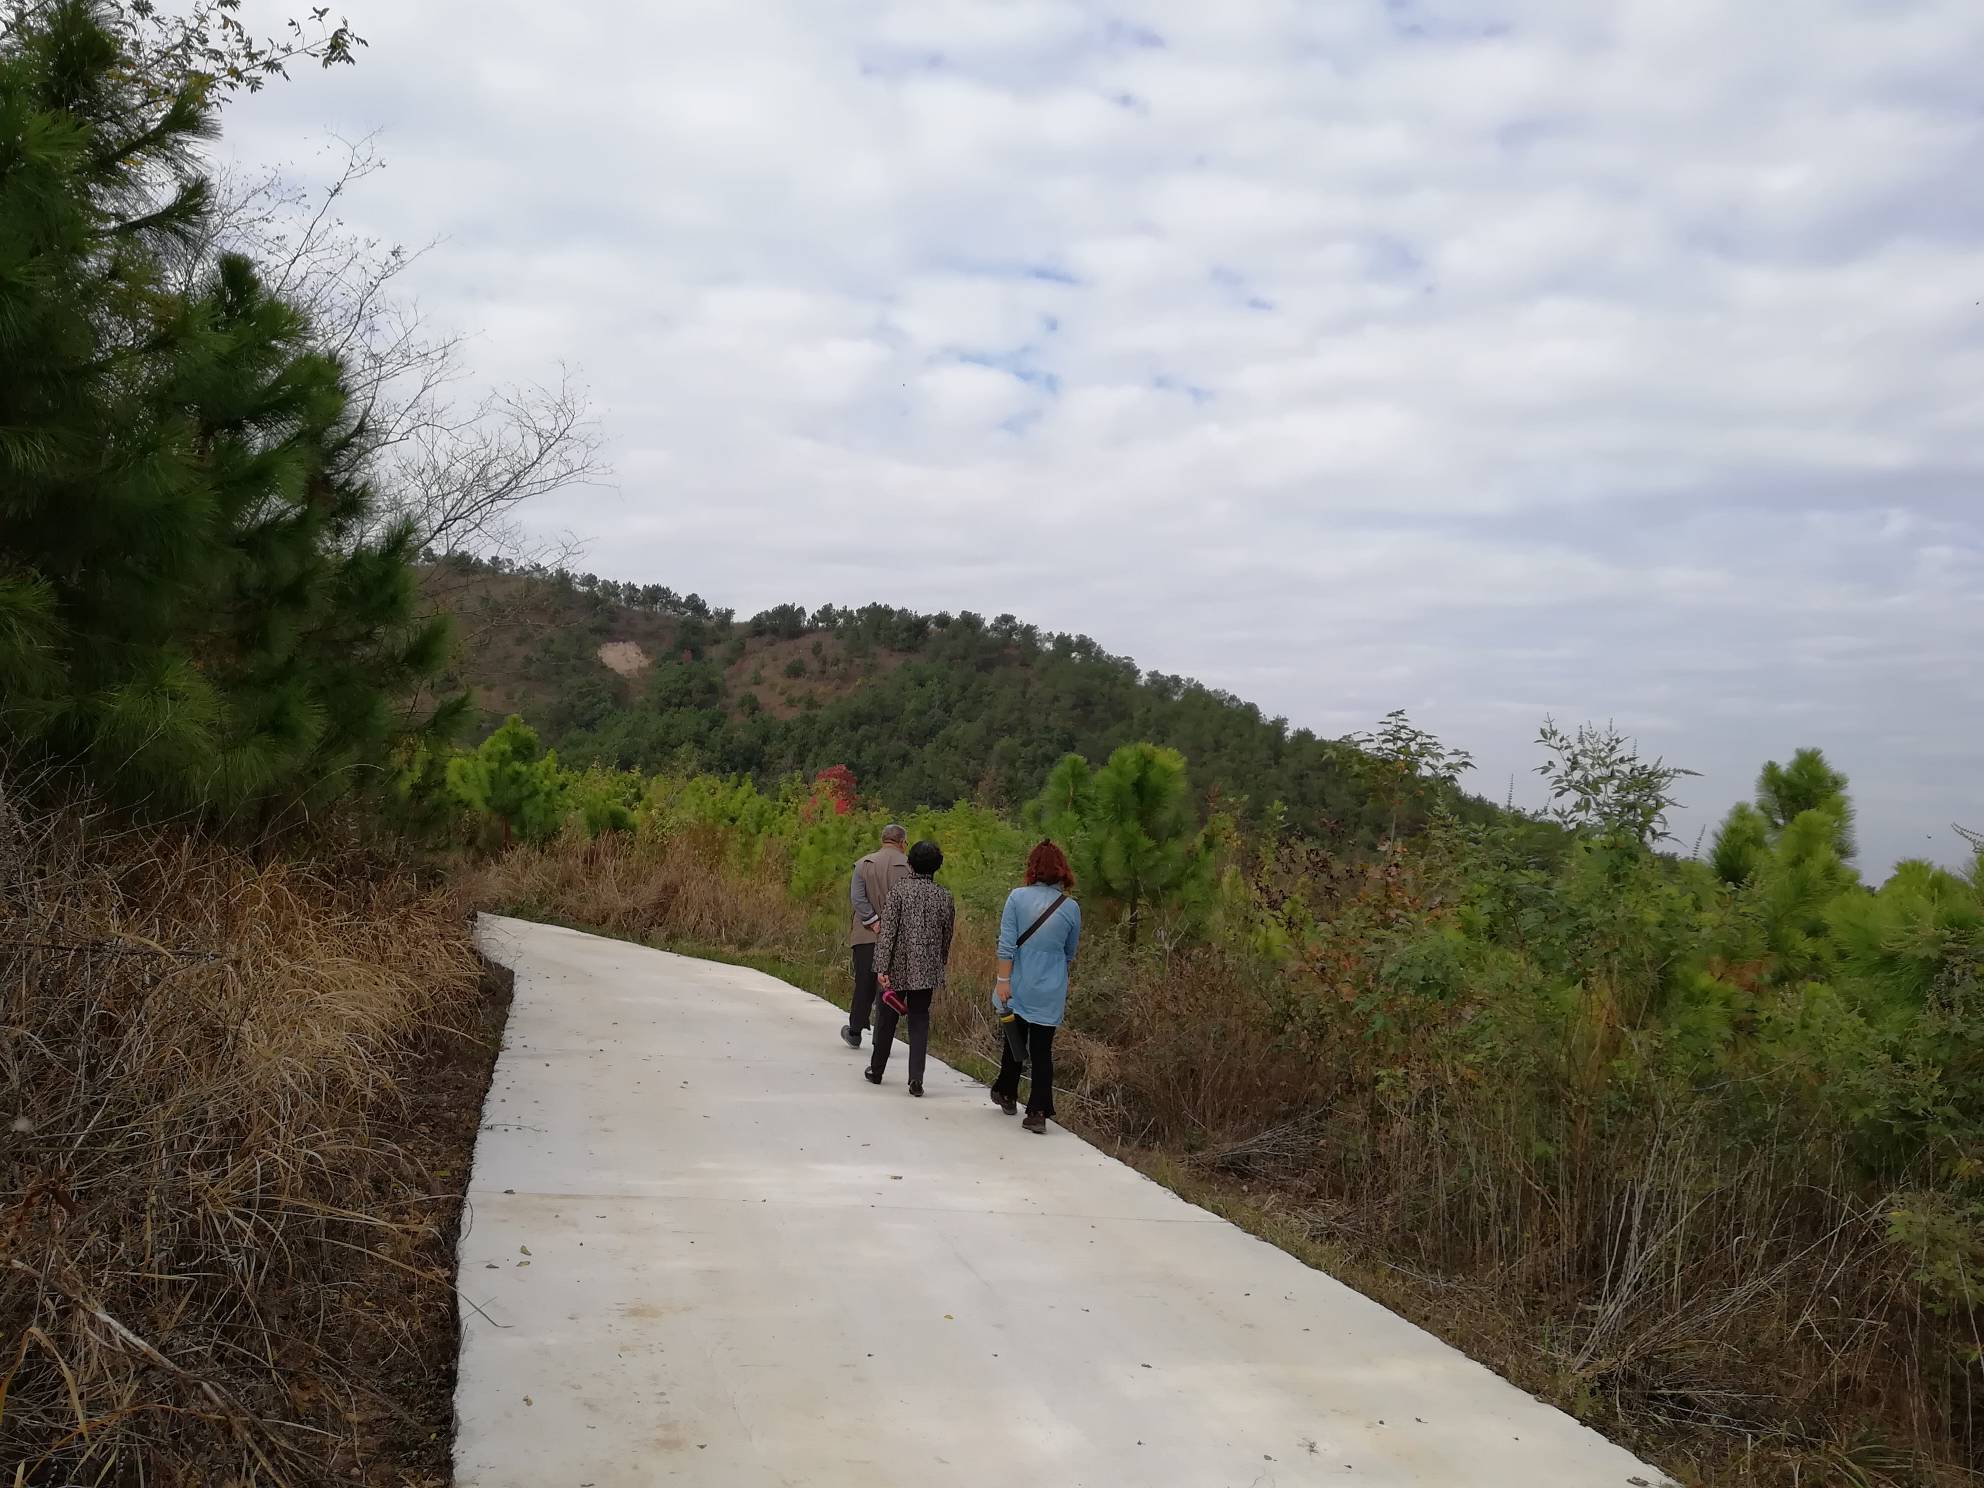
left=881, top=823, right=908, bottom=843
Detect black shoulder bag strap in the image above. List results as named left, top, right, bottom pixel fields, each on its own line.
left=1015, top=892, right=1069, bottom=951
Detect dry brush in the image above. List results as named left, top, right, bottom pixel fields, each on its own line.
left=1, top=779, right=496, bottom=1483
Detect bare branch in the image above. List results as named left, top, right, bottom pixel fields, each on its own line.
left=189, top=133, right=610, bottom=571
left=389, top=367, right=608, bottom=562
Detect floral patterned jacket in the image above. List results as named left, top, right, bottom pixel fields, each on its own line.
left=874, top=874, right=956, bottom=993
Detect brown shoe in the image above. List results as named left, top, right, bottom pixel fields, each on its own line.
left=991, top=1090, right=1017, bottom=1117
left=1021, top=1112, right=1047, bottom=1134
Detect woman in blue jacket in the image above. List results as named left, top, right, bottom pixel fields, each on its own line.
left=990, top=840, right=1081, bottom=1133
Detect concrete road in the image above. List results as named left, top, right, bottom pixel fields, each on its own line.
left=461, top=914, right=1672, bottom=1487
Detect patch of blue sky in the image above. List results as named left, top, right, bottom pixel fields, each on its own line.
left=941, top=256, right=1081, bottom=285
left=856, top=47, right=948, bottom=79
left=1382, top=0, right=1512, bottom=42
left=1153, top=374, right=1213, bottom=406
left=1209, top=265, right=1277, bottom=312
left=948, top=346, right=1063, bottom=396
left=1099, top=18, right=1166, bottom=51
left=1366, top=235, right=1424, bottom=278
left=1496, top=116, right=1575, bottom=155
left=1022, top=263, right=1081, bottom=285
left=926, top=258, right=1082, bottom=291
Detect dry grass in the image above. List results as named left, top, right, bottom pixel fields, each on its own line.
left=459, top=825, right=816, bottom=955
left=1, top=777, right=494, bottom=1484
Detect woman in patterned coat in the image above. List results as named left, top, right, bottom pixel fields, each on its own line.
left=865, top=839, right=955, bottom=1097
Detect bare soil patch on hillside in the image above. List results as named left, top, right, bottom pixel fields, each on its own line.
left=597, top=639, right=651, bottom=678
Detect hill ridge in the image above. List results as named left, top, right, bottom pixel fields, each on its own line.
left=425, top=555, right=1460, bottom=845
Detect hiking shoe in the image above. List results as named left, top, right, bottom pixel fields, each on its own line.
left=1022, top=1112, right=1047, bottom=1134
left=908, top=1081, right=923, bottom=1098
left=841, top=1025, right=862, bottom=1048
left=864, top=1068, right=882, bottom=1085
left=991, top=1091, right=1017, bottom=1116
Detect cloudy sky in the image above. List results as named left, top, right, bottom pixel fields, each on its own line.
left=228, top=0, right=1983, bottom=874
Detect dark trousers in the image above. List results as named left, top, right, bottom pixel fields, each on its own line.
left=992, top=1013, right=1057, bottom=1118
left=868, top=988, right=933, bottom=1085
left=849, top=942, right=878, bottom=1034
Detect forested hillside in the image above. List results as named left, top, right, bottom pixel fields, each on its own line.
left=429, top=553, right=1490, bottom=847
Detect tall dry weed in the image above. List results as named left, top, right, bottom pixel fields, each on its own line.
left=461, top=825, right=813, bottom=955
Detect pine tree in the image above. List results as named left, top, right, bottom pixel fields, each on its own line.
left=1753, top=807, right=1857, bottom=981
left=1024, top=752, right=1095, bottom=845
left=447, top=716, right=568, bottom=846
left=0, top=1, right=459, bottom=828
left=180, top=252, right=459, bottom=828
left=1710, top=747, right=1857, bottom=887
left=1, top=0, right=217, bottom=757
left=1709, top=801, right=1771, bottom=887
left=1028, top=743, right=1206, bottom=940
left=570, top=766, right=638, bottom=837
left=1756, top=747, right=1856, bottom=861
left=1829, top=859, right=1984, bottom=1024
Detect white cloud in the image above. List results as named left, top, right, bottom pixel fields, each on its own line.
left=224, top=0, right=1984, bottom=872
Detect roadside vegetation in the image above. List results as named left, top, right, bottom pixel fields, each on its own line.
left=463, top=718, right=1984, bottom=1488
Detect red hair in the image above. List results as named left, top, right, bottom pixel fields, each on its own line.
left=1024, top=840, right=1075, bottom=889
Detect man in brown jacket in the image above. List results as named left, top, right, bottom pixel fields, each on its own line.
left=842, top=824, right=909, bottom=1048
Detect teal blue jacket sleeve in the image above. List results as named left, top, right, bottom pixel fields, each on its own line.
left=996, top=888, right=1020, bottom=962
